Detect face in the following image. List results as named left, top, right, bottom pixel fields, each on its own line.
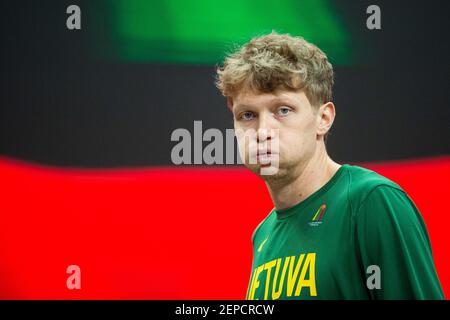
left=230, top=89, right=325, bottom=182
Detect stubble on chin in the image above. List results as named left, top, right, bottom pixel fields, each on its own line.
left=246, top=162, right=289, bottom=185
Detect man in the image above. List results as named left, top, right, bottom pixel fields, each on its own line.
left=215, top=31, right=444, bottom=299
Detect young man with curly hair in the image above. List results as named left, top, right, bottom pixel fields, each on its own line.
left=215, top=32, right=443, bottom=300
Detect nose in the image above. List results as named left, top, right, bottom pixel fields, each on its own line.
left=256, top=112, right=276, bottom=143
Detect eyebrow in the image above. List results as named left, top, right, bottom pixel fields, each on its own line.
left=233, top=104, right=253, bottom=112
left=234, top=98, right=295, bottom=112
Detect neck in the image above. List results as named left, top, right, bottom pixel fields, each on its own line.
left=266, top=145, right=341, bottom=211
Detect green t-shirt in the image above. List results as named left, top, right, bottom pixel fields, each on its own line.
left=246, top=164, right=444, bottom=300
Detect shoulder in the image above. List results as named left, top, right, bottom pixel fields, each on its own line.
left=344, top=164, right=405, bottom=214
left=345, top=165, right=425, bottom=232
left=351, top=171, right=432, bottom=257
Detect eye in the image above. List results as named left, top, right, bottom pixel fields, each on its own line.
left=277, top=106, right=291, bottom=117
left=239, top=111, right=255, bottom=121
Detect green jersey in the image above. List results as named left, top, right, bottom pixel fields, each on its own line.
left=246, top=164, right=444, bottom=300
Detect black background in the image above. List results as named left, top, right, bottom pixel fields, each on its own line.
left=0, top=0, right=449, bottom=168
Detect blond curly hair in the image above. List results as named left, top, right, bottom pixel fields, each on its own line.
left=216, top=31, right=334, bottom=108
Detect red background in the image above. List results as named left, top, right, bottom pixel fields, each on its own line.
left=0, top=156, right=448, bottom=299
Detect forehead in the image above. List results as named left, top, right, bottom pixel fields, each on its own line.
left=232, top=89, right=310, bottom=112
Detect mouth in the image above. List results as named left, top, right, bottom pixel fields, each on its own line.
left=254, top=151, right=278, bottom=164
left=257, top=150, right=274, bottom=156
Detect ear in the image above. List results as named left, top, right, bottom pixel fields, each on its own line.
left=316, top=102, right=336, bottom=137
left=226, top=97, right=234, bottom=112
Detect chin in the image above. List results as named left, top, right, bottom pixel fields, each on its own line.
left=246, top=163, right=288, bottom=181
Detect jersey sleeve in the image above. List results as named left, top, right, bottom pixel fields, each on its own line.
left=354, top=185, right=444, bottom=299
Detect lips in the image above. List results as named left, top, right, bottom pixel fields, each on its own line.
left=247, top=143, right=279, bottom=164
left=248, top=147, right=278, bottom=159
left=251, top=149, right=277, bottom=164
left=257, top=151, right=275, bottom=156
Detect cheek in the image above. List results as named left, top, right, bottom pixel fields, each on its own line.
left=234, top=129, right=257, bottom=156
left=299, top=117, right=318, bottom=141
left=280, top=121, right=316, bottom=155
left=236, top=136, right=247, bottom=157
left=283, top=119, right=314, bottom=142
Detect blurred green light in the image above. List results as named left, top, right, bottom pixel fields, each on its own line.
left=102, top=0, right=352, bottom=65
